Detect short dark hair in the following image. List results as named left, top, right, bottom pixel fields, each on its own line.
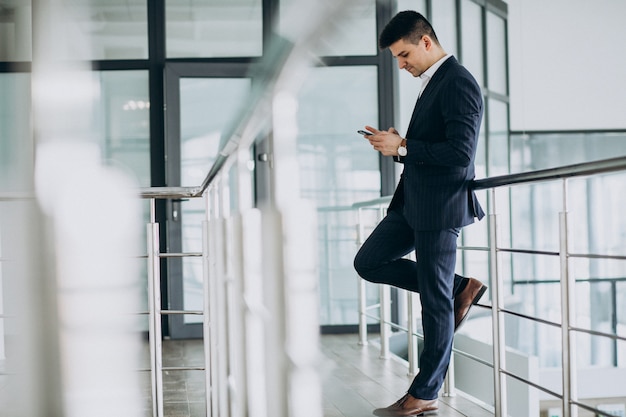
left=378, top=10, right=439, bottom=50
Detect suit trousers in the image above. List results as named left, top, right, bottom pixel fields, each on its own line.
left=353, top=209, right=461, bottom=399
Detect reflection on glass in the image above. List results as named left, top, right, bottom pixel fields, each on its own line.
left=431, top=0, right=457, bottom=56
left=180, top=78, right=251, bottom=186
left=279, top=0, right=377, bottom=57
left=511, top=132, right=626, bottom=172
left=487, top=98, right=509, bottom=176
left=167, top=0, right=262, bottom=58
left=487, top=11, right=507, bottom=94
left=0, top=1, right=32, bottom=61
left=295, top=66, right=379, bottom=326
left=62, top=0, right=148, bottom=60
left=461, top=0, right=484, bottom=86
left=396, top=0, right=428, bottom=136
left=0, top=73, right=32, bottom=191
left=397, top=0, right=427, bottom=16
left=569, top=172, right=626, bottom=257
left=179, top=77, right=251, bottom=323
left=97, top=71, right=150, bottom=187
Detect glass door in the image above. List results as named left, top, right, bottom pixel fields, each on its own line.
left=165, top=63, right=251, bottom=338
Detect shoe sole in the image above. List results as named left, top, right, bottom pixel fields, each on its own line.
left=373, top=409, right=438, bottom=416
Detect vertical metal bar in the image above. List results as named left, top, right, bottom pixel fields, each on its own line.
left=611, top=280, right=618, bottom=367
left=356, top=207, right=367, bottom=346
left=489, top=189, right=507, bottom=417
left=225, top=213, right=247, bottom=417
left=207, top=187, right=220, bottom=417
left=358, top=279, right=368, bottom=345
left=202, top=191, right=213, bottom=417
left=356, top=207, right=368, bottom=346
left=210, top=183, right=229, bottom=417
left=560, top=179, right=577, bottom=417
left=216, top=182, right=230, bottom=417
left=443, top=356, right=456, bottom=397
left=378, top=204, right=390, bottom=359
left=379, top=284, right=391, bottom=359
left=146, top=199, right=163, bottom=417
left=406, top=292, right=418, bottom=375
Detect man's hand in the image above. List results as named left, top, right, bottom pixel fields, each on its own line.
left=362, top=126, right=404, bottom=156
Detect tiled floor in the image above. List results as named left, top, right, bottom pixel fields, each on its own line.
left=145, top=335, right=493, bottom=417
left=140, top=339, right=208, bottom=417
left=0, top=338, right=209, bottom=417
left=1, top=335, right=493, bottom=417
left=320, top=334, right=493, bottom=417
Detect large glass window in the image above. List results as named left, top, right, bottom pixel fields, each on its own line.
left=295, top=66, right=379, bottom=326
left=166, top=0, right=262, bottom=58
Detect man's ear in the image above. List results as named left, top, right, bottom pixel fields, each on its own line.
left=422, top=35, right=433, bottom=50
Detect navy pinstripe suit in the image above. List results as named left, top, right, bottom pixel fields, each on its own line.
left=354, top=56, right=484, bottom=400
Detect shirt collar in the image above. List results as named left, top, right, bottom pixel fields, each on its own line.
left=419, top=54, right=451, bottom=82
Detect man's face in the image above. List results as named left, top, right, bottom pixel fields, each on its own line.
left=388, top=37, right=427, bottom=77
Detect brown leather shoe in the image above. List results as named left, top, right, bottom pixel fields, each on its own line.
left=454, top=277, right=487, bottom=331
left=373, top=393, right=438, bottom=416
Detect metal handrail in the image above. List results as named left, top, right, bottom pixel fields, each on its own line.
left=136, top=155, right=626, bottom=201
left=347, top=155, right=626, bottom=211
left=473, top=155, right=626, bottom=189
left=138, top=186, right=201, bottom=199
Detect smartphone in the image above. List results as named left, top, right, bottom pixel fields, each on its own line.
left=357, top=129, right=373, bottom=136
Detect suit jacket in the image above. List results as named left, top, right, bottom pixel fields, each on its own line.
left=388, top=56, right=485, bottom=231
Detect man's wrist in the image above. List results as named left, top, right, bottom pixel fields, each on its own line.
left=397, top=139, right=407, bottom=157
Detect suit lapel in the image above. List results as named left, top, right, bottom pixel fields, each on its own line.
left=406, top=56, right=457, bottom=133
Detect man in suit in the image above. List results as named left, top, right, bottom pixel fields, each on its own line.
left=353, top=10, right=487, bottom=416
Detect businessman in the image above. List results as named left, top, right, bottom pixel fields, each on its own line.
left=353, top=10, right=487, bottom=416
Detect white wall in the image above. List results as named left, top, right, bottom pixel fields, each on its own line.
left=507, top=0, right=626, bottom=131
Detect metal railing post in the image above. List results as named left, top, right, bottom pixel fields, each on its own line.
left=215, top=188, right=230, bottom=417
left=206, top=186, right=221, bottom=417
left=489, top=189, right=507, bottom=417
left=560, top=179, right=578, bottom=417
left=202, top=218, right=213, bottom=417
left=379, top=284, right=391, bottom=359
left=358, top=280, right=368, bottom=346
left=406, top=292, right=418, bottom=375
left=146, top=199, right=164, bottom=417
left=357, top=207, right=368, bottom=346
left=443, top=356, right=456, bottom=397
